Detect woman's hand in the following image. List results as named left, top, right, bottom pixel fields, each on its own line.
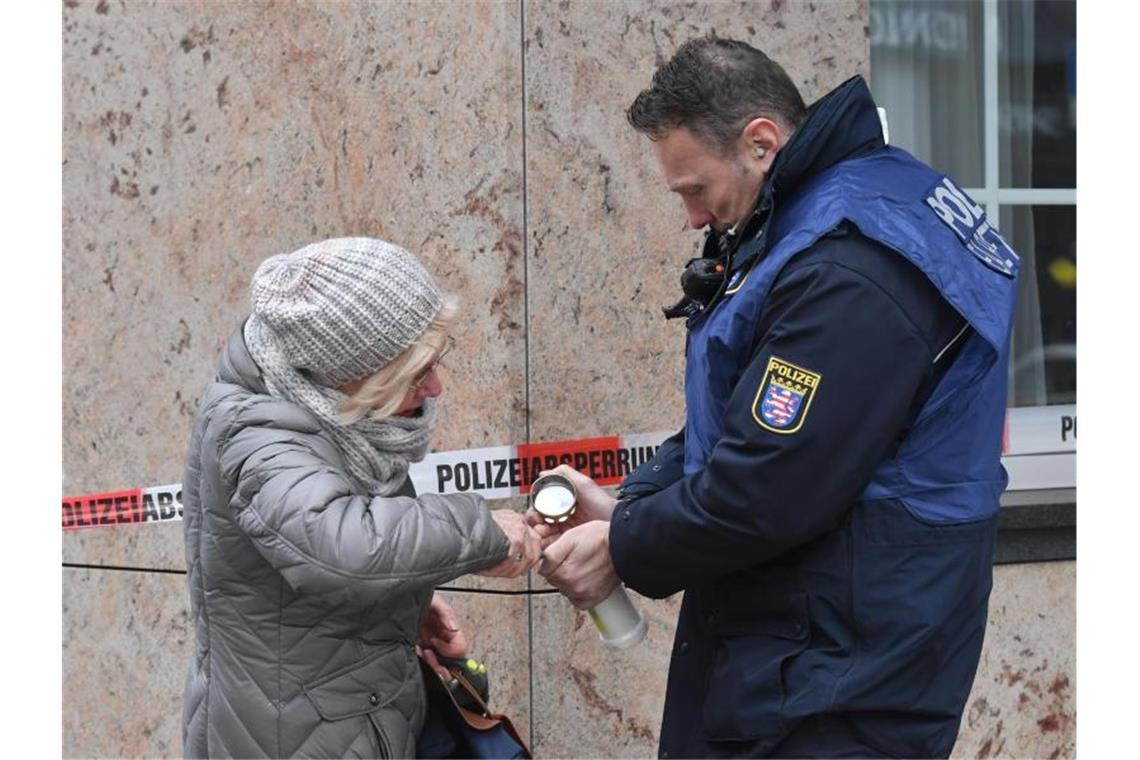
left=416, top=595, right=468, bottom=680
left=477, top=509, right=545, bottom=578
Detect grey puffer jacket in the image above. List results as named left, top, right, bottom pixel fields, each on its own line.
left=181, top=327, right=510, bottom=758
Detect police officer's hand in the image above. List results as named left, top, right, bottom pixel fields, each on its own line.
left=524, top=465, right=617, bottom=534
left=538, top=520, right=619, bottom=609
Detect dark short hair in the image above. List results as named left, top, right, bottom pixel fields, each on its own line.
left=627, top=35, right=807, bottom=153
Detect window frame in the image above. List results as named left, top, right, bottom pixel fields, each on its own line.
left=877, top=0, right=1077, bottom=491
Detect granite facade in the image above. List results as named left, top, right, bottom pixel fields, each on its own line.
left=951, top=562, right=1077, bottom=759
left=63, top=1, right=1073, bottom=757
left=63, top=0, right=527, bottom=573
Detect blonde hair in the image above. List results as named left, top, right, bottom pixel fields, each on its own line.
left=338, top=298, right=459, bottom=423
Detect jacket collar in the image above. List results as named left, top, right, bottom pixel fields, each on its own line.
left=217, top=320, right=269, bottom=394
left=766, top=74, right=886, bottom=199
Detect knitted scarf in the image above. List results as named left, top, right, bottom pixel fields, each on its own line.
left=243, top=316, right=435, bottom=496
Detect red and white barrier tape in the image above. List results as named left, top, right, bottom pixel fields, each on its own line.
left=61, top=405, right=1077, bottom=532
left=61, top=483, right=185, bottom=531
left=62, top=430, right=673, bottom=532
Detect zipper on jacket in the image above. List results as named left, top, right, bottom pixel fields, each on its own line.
left=368, top=713, right=391, bottom=759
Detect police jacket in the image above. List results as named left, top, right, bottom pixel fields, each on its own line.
left=609, top=76, right=1019, bottom=758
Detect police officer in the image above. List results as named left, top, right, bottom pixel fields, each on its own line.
left=531, top=36, right=1019, bottom=758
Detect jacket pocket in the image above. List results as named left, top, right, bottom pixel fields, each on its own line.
left=302, top=641, right=415, bottom=758
left=702, top=592, right=811, bottom=743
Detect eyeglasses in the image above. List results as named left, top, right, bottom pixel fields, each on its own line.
left=409, top=335, right=455, bottom=391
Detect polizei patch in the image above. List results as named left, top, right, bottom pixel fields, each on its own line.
left=925, top=176, right=1019, bottom=278
left=752, top=356, right=821, bottom=434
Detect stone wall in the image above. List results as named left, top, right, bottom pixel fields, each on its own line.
left=62, top=1, right=1073, bottom=757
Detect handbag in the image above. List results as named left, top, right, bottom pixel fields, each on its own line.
left=415, top=656, right=531, bottom=759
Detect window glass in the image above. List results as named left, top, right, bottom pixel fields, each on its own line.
left=872, top=0, right=1077, bottom=415
left=998, top=0, right=1076, bottom=188
left=1002, top=205, right=1076, bottom=406
left=869, top=0, right=984, bottom=186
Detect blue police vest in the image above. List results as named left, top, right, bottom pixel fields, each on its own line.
left=683, top=146, right=1019, bottom=523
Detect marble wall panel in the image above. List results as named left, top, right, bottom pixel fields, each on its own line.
left=63, top=0, right=526, bottom=570
left=63, top=568, right=191, bottom=758
left=523, top=0, right=869, bottom=441
left=530, top=590, right=682, bottom=758
left=951, top=561, right=1076, bottom=759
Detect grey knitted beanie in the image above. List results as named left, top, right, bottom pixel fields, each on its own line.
left=248, top=237, right=444, bottom=386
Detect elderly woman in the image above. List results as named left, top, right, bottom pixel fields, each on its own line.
left=181, top=238, right=540, bottom=758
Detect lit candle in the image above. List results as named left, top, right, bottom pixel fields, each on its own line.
left=530, top=474, right=647, bottom=650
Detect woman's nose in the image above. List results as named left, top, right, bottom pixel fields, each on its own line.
left=418, top=367, right=444, bottom=398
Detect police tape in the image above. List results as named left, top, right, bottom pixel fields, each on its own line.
left=61, top=483, right=184, bottom=532
left=61, top=430, right=674, bottom=532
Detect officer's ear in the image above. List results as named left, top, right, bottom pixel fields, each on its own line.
left=739, top=118, right=784, bottom=172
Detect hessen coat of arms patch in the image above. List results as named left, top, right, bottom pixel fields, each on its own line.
left=751, top=356, right=822, bottom=434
